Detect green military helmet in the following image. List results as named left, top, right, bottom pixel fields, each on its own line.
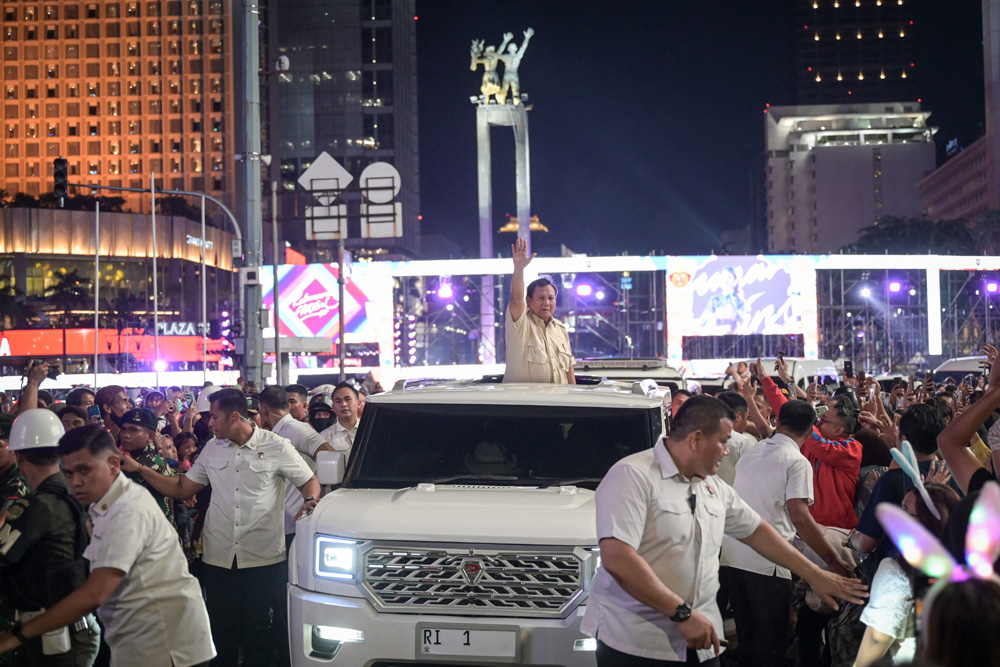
left=9, top=409, right=64, bottom=451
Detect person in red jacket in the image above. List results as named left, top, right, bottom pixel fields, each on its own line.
left=752, top=359, right=863, bottom=530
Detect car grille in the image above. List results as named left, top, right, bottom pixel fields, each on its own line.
left=362, top=546, right=587, bottom=617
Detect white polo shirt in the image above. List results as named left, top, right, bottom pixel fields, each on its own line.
left=272, top=412, right=329, bottom=534
left=721, top=432, right=813, bottom=579
left=581, top=440, right=761, bottom=663
left=320, top=418, right=358, bottom=454
left=503, top=307, right=575, bottom=383
left=716, top=430, right=759, bottom=486
left=85, top=473, right=215, bottom=667
left=185, top=424, right=314, bottom=568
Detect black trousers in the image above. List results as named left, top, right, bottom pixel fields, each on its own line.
left=596, top=640, right=721, bottom=666
left=724, top=567, right=793, bottom=667
left=202, top=559, right=286, bottom=667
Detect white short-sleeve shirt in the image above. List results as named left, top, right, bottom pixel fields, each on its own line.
left=581, top=440, right=761, bottom=663
left=503, top=307, right=575, bottom=383
left=85, top=473, right=215, bottom=667
left=859, top=558, right=917, bottom=664
left=716, top=430, right=759, bottom=486
left=272, top=412, right=328, bottom=534
left=320, top=419, right=358, bottom=454
left=185, top=424, right=314, bottom=568
left=721, top=432, right=813, bottom=578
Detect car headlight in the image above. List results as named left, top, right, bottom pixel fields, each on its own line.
left=315, top=536, right=362, bottom=580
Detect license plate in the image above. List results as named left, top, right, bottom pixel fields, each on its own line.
left=417, top=626, right=518, bottom=660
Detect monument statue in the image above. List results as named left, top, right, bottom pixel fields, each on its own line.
left=497, top=28, right=533, bottom=105
left=470, top=28, right=533, bottom=105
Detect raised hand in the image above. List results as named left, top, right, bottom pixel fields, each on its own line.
left=524, top=27, right=534, bottom=39
left=511, top=237, right=535, bottom=271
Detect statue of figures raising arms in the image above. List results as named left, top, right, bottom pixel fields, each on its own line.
left=470, top=28, right=533, bottom=105
left=470, top=34, right=512, bottom=103
left=497, top=28, right=533, bottom=105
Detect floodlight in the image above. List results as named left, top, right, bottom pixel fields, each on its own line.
left=576, top=284, right=593, bottom=297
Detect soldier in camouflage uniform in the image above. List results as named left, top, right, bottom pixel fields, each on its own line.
left=118, top=408, right=177, bottom=527
left=0, top=415, right=28, bottom=515
left=0, top=410, right=99, bottom=666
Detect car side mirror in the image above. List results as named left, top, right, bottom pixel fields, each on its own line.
left=316, top=449, right=346, bottom=486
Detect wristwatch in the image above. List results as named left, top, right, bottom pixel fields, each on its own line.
left=303, top=496, right=316, bottom=503
left=669, top=602, right=692, bottom=623
left=10, top=621, right=28, bottom=645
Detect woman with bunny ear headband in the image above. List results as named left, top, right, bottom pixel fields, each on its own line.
left=853, top=479, right=958, bottom=666
left=876, top=481, right=1000, bottom=667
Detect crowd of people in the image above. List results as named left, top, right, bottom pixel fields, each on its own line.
left=3, top=235, right=1000, bottom=667
left=584, top=350, right=1000, bottom=667
left=0, top=360, right=373, bottom=667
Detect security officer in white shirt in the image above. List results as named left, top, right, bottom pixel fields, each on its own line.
left=120, top=387, right=319, bottom=667
left=0, top=422, right=216, bottom=667
left=319, top=382, right=360, bottom=454
left=258, top=384, right=334, bottom=667
left=721, top=399, right=856, bottom=667
left=581, top=395, right=868, bottom=666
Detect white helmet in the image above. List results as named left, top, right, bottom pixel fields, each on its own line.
left=196, top=386, right=222, bottom=413
left=9, top=409, right=65, bottom=452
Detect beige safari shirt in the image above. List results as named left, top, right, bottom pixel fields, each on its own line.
left=503, top=306, right=575, bottom=383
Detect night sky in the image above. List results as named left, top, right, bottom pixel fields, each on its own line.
left=415, top=0, right=985, bottom=258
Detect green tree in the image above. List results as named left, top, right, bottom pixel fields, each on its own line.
left=0, top=276, right=31, bottom=332
left=44, top=269, right=93, bottom=369
left=847, top=216, right=976, bottom=255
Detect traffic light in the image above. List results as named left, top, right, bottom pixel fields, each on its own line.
left=53, top=157, right=68, bottom=198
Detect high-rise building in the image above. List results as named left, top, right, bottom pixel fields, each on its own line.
left=918, top=0, right=999, bottom=220
left=765, top=102, right=936, bottom=253
left=0, top=0, right=237, bottom=211
left=273, top=0, right=420, bottom=260
left=793, top=0, right=918, bottom=104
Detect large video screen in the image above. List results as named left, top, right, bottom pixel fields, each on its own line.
left=665, top=255, right=819, bottom=362
left=261, top=262, right=395, bottom=369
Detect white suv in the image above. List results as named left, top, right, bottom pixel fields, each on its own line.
left=288, top=380, right=667, bottom=666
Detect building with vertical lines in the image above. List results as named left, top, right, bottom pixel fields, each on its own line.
left=1, top=0, right=237, bottom=212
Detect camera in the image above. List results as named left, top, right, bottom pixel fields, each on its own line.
left=30, top=359, right=60, bottom=380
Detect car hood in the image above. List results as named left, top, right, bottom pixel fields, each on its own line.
left=308, top=485, right=597, bottom=545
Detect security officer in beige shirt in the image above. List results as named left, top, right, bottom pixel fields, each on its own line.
left=504, top=238, right=576, bottom=384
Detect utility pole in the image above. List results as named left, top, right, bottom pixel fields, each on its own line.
left=240, top=0, right=264, bottom=385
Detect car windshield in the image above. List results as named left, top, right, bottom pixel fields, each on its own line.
left=346, top=403, right=661, bottom=490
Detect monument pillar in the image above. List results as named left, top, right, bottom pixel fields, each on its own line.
left=474, top=104, right=531, bottom=365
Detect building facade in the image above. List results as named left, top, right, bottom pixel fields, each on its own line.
left=917, top=0, right=999, bottom=220
left=765, top=102, right=936, bottom=253
left=1, top=0, right=237, bottom=211
left=793, top=0, right=918, bottom=104
left=273, top=0, right=420, bottom=260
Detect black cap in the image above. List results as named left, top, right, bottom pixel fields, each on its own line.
left=121, top=408, right=158, bottom=432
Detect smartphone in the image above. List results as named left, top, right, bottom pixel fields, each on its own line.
left=175, top=399, right=183, bottom=412
left=844, top=360, right=854, bottom=379
left=185, top=391, right=195, bottom=404
left=87, top=405, right=102, bottom=421
left=858, top=370, right=866, bottom=385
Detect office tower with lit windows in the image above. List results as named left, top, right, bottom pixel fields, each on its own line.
left=1, top=0, right=237, bottom=211
left=794, top=0, right=919, bottom=104
left=273, top=0, right=420, bottom=260
left=765, top=102, right=936, bottom=254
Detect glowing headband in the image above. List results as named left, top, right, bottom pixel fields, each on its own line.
left=876, top=481, right=1000, bottom=640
